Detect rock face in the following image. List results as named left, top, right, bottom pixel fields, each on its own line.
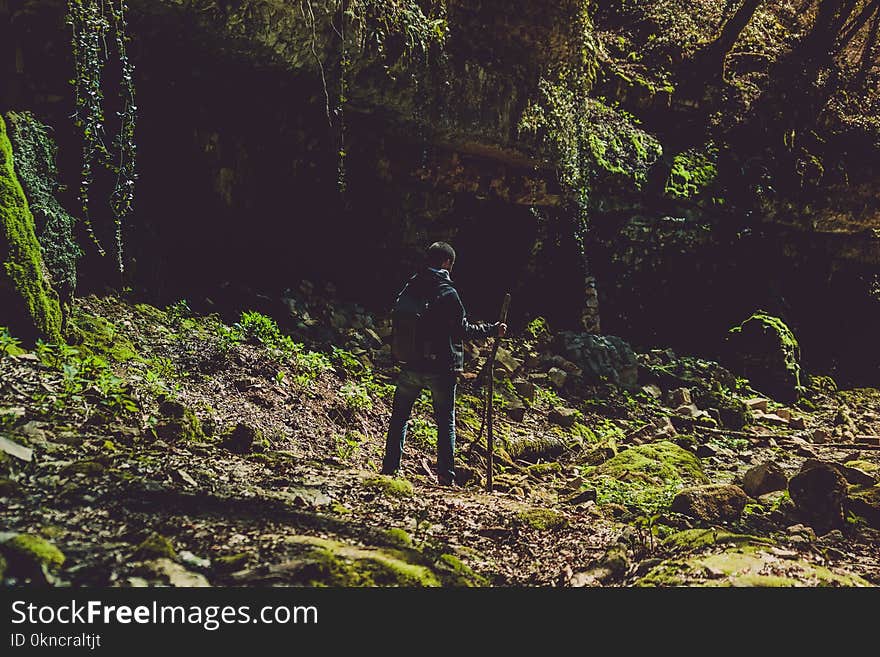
left=556, top=332, right=639, bottom=389
left=725, top=313, right=802, bottom=403
left=0, top=114, right=62, bottom=344
left=742, top=462, right=788, bottom=498
left=788, top=461, right=848, bottom=534
left=670, top=484, right=749, bottom=522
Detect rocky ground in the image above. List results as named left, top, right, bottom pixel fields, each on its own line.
left=1, top=288, right=879, bottom=587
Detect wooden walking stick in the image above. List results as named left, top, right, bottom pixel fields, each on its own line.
left=486, top=292, right=511, bottom=492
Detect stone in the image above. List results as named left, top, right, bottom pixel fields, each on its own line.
left=363, top=327, right=383, bottom=347
left=505, top=400, right=527, bottom=422
left=799, top=458, right=878, bottom=487
left=140, top=558, right=210, bottom=587
left=668, top=388, right=692, bottom=407
left=0, top=436, right=32, bottom=462
left=775, top=408, right=792, bottom=421
left=670, top=484, right=750, bottom=522
left=674, top=404, right=699, bottom=418
left=565, top=489, right=598, bottom=505
left=759, top=413, right=789, bottom=426
left=222, top=423, right=264, bottom=454
left=725, top=314, right=802, bottom=403
left=788, top=461, right=848, bottom=534
left=513, top=379, right=536, bottom=403
left=745, top=398, right=769, bottom=413
left=641, top=384, right=662, bottom=399
left=742, top=462, right=788, bottom=498
left=547, top=367, right=567, bottom=389
left=548, top=407, right=579, bottom=428
left=0, top=533, right=65, bottom=578
left=696, top=444, right=717, bottom=458
left=789, top=416, right=807, bottom=430
left=846, top=486, right=880, bottom=529
left=556, top=332, right=638, bottom=389
left=810, top=428, right=830, bottom=444
left=786, top=524, right=817, bottom=542
left=494, top=347, right=523, bottom=374
left=654, top=416, right=676, bottom=437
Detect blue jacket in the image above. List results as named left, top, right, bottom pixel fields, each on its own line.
left=396, top=268, right=498, bottom=373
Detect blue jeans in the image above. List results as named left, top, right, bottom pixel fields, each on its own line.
left=382, top=369, right=457, bottom=482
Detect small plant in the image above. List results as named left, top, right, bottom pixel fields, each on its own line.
left=0, top=327, right=23, bottom=357
left=332, top=347, right=368, bottom=379
left=525, top=316, right=551, bottom=342
left=165, top=299, right=192, bottom=325
left=409, top=417, right=437, bottom=448
left=335, top=431, right=365, bottom=460
left=340, top=380, right=372, bottom=413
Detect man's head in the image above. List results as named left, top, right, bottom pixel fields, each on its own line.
left=427, top=241, right=456, bottom=272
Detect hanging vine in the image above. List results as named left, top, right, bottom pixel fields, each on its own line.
left=300, top=0, right=448, bottom=196
left=66, top=0, right=137, bottom=277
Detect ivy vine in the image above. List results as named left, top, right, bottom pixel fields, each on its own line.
left=6, top=111, right=82, bottom=300
left=66, top=0, right=137, bottom=276
left=300, top=0, right=448, bottom=195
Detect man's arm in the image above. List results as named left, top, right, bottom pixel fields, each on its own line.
left=445, top=289, right=503, bottom=339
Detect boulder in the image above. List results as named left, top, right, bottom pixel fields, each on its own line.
left=670, top=484, right=749, bottom=522
left=556, top=332, right=638, bottom=389
left=846, top=486, right=880, bottom=529
left=788, top=461, right=848, bottom=534
left=222, top=422, right=265, bottom=454
left=742, top=462, right=787, bottom=498
left=494, top=347, right=523, bottom=374
left=725, top=313, right=802, bottom=403
left=513, top=379, right=536, bottom=403
left=668, top=388, right=692, bottom=407
left=505, top=400, right=527, bottom=422
left=547, top=367, right=567, bottom=389
left=548, top=407, right=579, bottom=428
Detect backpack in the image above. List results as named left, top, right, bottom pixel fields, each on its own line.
left=391, top=280, right=443, bottom=363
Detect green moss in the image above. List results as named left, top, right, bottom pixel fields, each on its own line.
left=0, top=553, right=6, bottom=579
left=637, top=547, right=868, bottom=587
left=665, top=144, right=719, bottom=199
left=134, top=533, right=177, bottom=561
left=526, top=462, right=563, bottom=476
left=662, top=528, right=773, bottom=552
left=434, top=553, right=488, bottom=587
left=155, top=400, right=204, bottom=442
left=69, top=308, right=138, bottom=362
left=583, top=441, right=706, bottom=513
left=0, top=115, right=62, bottom=344
left=60, top=460, right=106, bottom=477
left=728, top=312, right=802, bottom=400
left=1, top=533, right=65, bottom=573
left=516, top=507, right=569, bottom=531
left=134, top=303, right=169, bottom=324
left=331, top=502, right=352, bottom=515
left=287, top=536, right=440, bottom=587
left=214, top=553, right=249, bottom=573
left=364, top=475, right=413, bottom=497
left=844, top=460, right=880, bottom=474
left=383, top=528, right=413, bottom=548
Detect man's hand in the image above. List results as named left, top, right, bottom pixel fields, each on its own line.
left=497, top=323, right=507, bottom=337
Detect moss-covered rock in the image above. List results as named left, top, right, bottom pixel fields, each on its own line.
left=433, top=553, right=488, bottom=587
left=364, top=474, right=413, bottom=497
left=516, top=507, right=569, bottom=531
left=0, top=114, right=62, bottom=345
left=154, top=400, right=204, bottom=442
left=0, top=553, right=6, bottom=580
left=846, top=485, right=880, bottom=529
left=636, top=544, right=868, bottom=587
left=726, top=312, right=802, bottom=403
left=0, top=533, right=65, bottom=576
left=383, top=528, right=413, bottom=548
left=214, top=553, right=249, bottom=573
left=221, top=422, right=265, bottom=453
left=670, top=484, right=749, bottom=522
left=662, top=528, right=773, bottom=552
left=69, top=308, right=138, bottom=362
left=286, top=536, right=439, bottom=587
left=583, top=440, right=707, bottom=512
left=134, top=533, right=177, bottom=561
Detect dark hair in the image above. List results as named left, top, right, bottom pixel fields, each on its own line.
left=427, top=241, right=456, bottom=268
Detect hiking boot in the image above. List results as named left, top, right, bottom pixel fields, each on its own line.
left=437, top=476, right=458, bottom=488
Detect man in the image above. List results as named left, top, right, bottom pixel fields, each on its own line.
left=381, top=242, right=506, bottom=486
